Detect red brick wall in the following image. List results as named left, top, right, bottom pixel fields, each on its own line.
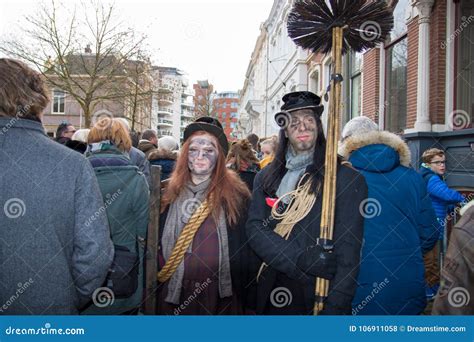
left=213, top=97, right=239, bottom=141
left=362, top=48, right=380, bottom=124
left=429, top=0, right=447, bottom=125
left=406, top=18, right=419, bottom=129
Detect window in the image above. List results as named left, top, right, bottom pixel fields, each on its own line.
left=390, top=0, right=410, bottom=41
left=231, top=112, right=238, bottom=118
left=222, top=113, right=226, bottom=119
left=309, top=69, right=320, bottom=95
left=222, top=102, right=227, bottom=108
left=324, top=59, right=333, bottom=96
left=455, top=0, right=474, bottom=129
left=222, top=122, right=226, bottom=129
left=231, top=102, right=238, bottom=108
left=350, top=52, right=362, bottom=119
left=385, top=37, right=408, bottom=133
left=52, top=90, right=65, bottom=114
left=230, top=122, right=237, bottom=129
left=384, top=0, right=408, bottom=133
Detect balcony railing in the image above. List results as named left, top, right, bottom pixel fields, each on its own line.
left=181, top=110, right=194, bottom=119
left=157, top=130, right=173, bottom=136
left=156, top=108, right=173, bottom=115
left=157, top=119, right=173, bottom=127
left=158, top=95, right=174, bottom=104
left=158, top=83, right=174, bottom=93
left=181, top=88, right=194, bottom=97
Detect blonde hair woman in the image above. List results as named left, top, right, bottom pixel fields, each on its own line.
left=82, top=117, right=149, bottom=315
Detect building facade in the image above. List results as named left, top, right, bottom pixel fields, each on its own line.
left=152, top=67, right=194, bottom=142
left=193, top=80, right=215, bottom=118
left=42, top=52, right=153, bottom=136
left=194, top=81, right=240, bottom=141
left=41, top=54, right=194, bottom=142
left=213, top=92, right=240, bottom=141
left=237, top=0, right=310, bottom=139
left=239, top=0, right=473, bottom=197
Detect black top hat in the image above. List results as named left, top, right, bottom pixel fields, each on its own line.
left=277, top=91, right=324, bottom=119
left=183, top=116, right=229, bottom=155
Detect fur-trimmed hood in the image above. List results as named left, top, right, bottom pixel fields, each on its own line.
left=138, top=140, right=157, bottom=154
left=148, top=148, right=178, bottom=161
left=339, top=130, right=411, bottom=168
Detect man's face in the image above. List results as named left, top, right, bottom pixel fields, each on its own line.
left=150, top=136, right=158, bottom=146
left=188, top=134, right=219, bottom=176
left=286, top=109, right=318, bottom=153
left=429, top=155, right=446, bottom=176
left=63, top=125, right=76, bottom=138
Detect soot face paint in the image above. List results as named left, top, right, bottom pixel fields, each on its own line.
left=286, top=109, right=318, bottom=153
left=188, top=136, right=218, bottom=175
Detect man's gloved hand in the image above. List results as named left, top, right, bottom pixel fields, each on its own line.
left=296, top=244, right=337, bottom=280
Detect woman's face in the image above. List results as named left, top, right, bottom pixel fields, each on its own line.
left=261, top=143, right=273, bottom=157
left=188, top=133, right=219, bottom=176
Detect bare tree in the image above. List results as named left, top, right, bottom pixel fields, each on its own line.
left=195, top=85, right=217, bottom=118
left=0, top=0, right=148, bottom=127
left=121, top=50, right=154, bottom=131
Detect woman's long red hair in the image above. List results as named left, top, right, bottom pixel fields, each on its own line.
left=161, top=132, right=251, bottom=226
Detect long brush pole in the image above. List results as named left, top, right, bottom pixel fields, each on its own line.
left=314, top=26, right=343, bottom=315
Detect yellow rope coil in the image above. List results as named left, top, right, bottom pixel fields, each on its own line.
left=157, top=195, right=213, bottom=283
left=256, top=174, right=319, bottom=281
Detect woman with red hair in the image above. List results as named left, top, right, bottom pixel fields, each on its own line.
left=157, top=117, right=252, bottom=315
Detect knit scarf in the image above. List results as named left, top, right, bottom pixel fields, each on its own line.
left=161, top=178, right=232, bottom=304
left=276, top=147, right=314, bottom=203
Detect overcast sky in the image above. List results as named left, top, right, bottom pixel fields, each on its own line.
left=0, top=0, right=274, bottom=92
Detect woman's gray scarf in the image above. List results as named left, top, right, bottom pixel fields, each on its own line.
left=276, top=148, right=314, bottom=203
left=161, top=178, right=232, bottom=304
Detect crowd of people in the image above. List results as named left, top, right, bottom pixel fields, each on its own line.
left=1, top=58, right=472, bottom=316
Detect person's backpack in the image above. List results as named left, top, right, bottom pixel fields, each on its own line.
left=106, top=242, right=139, bottom=299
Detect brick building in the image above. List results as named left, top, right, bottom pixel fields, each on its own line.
left=213, top=92, right=240, bottom=141
left=193, top=81, right=240, bottom=141
left=42, top=50, right=153, bottom=136
left=193, top=80, right=215, bottom=118
left=240, top=0, right=473, bottom=198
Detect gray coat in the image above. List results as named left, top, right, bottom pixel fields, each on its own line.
left=0, top=118, right=114, bottom=315
left=129, top=146, right=151, bottom=189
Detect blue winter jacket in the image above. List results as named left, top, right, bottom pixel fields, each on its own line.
left=148, top=149, right=177, bottom=181
left=419, top=165, right=465, bottom=234
left=340, top=131, right=439, bottom=315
